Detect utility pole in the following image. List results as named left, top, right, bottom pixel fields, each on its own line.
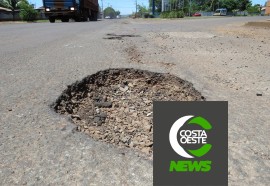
left=182, top=0, right=184, bottom=12
left=189, top=0, right=191, bottom=16
left=135, top=0, right=137, bottom=18
left=101, top=0, right=104, bottom=19
left=152, top=0, right=155, bottom=16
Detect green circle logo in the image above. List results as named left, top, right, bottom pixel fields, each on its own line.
left=169, top=115, right=212, bottom=158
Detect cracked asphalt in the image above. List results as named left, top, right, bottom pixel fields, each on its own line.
left=0, top=16, right=269, bottom=185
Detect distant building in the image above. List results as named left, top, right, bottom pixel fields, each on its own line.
left=162, top=0, right=184, bottom=12
left=161, top=0, right=170, bottom=12
left=266, top=0, right=270, bottom=15
left=0, top=7, right=20, bottom=21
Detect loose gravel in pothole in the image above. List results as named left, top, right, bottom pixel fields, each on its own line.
left=54, top=69, right=205, bottom=157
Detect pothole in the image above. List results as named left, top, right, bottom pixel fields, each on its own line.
left=104, top=33, right=140, bottom=40
left=53, top=68, right=205, bottom=158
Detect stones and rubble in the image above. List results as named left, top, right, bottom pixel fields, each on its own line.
left=54, top=68, right=205, bottom=157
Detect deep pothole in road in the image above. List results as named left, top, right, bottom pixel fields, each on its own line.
left=53, top=69, right=205, bottom=158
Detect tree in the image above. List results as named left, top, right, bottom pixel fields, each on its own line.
left=149, top=0, right=162, bottom=12
left=149, top=0, right=251, bottom=13
left=0, top=0, right=21, bottom=21
left=169, top=0, right=179, bottom=10
left=247, top=4, right=261, bottom=15
left=236, top=0, right=251, bottom=11
left=104, top=7, right=119, bottom=18
left=18, top=0, right=37, bottom=21
left=219, top=0, right=251, bottom=12
left=219, top=0, right=237, bottom=12
left=115, top=10, right=120, bottom=16
left=137, top=4, right=148, bottom=17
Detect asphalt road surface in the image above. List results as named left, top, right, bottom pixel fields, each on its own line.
left=0, top=17, right=269, bottom=185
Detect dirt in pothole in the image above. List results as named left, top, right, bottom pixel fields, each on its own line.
left=53, top=68, right=205, bottom=158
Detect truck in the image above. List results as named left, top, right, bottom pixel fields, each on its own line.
left=43, top=0, right=99, bottom=23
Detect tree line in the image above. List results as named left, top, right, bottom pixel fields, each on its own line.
left=149, top=0, right=254, bottom=13
left=103, top=7, right=120, bottom=18
left=0, top=0, right=38, bottom=21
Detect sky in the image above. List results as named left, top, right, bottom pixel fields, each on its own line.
left=30, top=0, right=268, bottom=15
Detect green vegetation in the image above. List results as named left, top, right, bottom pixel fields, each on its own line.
left=135, top=4, right=155, bottom=18
left=160, top=10, right=184, bottom=18
left=18, top=0, right=37, bottom=21
left=215, top=0, right=252, bottom=12
left=149, top=0, right=252, bottom=15
left=137, top=4, right=148, bottom=17
left=0, top=0, right=37, bottom=21
left=115, top=10, right=120, bottom=16
left=104, top=7, right=120, bottom=18
left=247, top=4, right=261, bottom=15
left=149, top=0, right=162, bottom=12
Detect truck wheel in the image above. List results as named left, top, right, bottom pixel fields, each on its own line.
left=49, top=17, right=55, bottom=23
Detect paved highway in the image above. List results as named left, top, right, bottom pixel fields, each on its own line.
left=0, top=17, right=269, bottom=185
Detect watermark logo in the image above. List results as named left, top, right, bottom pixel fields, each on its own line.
left=169, top=115, right=212, bottom=158
left=169, top=115, right=213, bottom=172
left=153, top=101, right=228, bottom=185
